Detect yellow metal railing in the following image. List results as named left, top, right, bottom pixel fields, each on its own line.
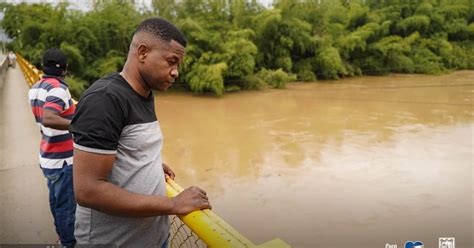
left=17, top=53, right=291, bottom=248
left=166, top=178, right=290, bottom=248
left=16, top=54, right=42, bottom=87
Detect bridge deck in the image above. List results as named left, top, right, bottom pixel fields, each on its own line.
left=0, top=63, right=57, bottom=243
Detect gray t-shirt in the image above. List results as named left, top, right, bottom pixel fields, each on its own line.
left=70, top=73, right=169, bottom=247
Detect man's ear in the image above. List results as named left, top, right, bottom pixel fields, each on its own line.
left=62, top=65, right=68, bottom=76
left=137, top=44, right=149, bottom=63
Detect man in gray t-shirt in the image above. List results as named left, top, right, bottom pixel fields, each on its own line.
left=70, top=18, right=211, bottom=248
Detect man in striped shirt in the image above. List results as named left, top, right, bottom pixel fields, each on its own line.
left=28, top=48, right=76, bottom=247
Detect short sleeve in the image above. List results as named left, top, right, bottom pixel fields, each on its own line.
left=43, top=87, right=69, bottom=114
left=70, top=91, right=126, bottom=154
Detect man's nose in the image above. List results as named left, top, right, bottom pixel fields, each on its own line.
left=170, top=68, right=179, bottom=79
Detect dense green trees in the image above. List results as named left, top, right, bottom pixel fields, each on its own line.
left=2, top=0, right=473, bottom=97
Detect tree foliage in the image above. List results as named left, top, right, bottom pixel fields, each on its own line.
left=2, top=0, right=472, bottom=96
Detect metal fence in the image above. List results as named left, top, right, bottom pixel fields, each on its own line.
left=170, top=215, right=207, bottom=248
left=16, top=54, right=41, bottom=87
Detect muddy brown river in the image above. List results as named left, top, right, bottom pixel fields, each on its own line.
left=1, top=69, right=472, bottom=248
left=155, top=71, right=473, bottom=248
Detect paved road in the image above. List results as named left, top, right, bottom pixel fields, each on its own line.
left=0, top=63, right=57, bottom=243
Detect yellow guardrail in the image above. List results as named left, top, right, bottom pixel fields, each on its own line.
left=17, top=53, right=291, bottom=248
left=16, top=53, right=42, bottom=87
left=166, top=177, right=290, bottom=248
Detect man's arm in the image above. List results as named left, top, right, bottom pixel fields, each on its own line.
left=42, top=109, right=71, bottom=130
left=73, top=148, right=211, bottom=217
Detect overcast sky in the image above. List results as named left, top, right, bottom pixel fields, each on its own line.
left=1, top=0, right=273, bottom=11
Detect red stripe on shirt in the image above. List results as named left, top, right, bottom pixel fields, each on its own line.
left=31, top=106, right=43, bottom=119
left=62, top=104, right=75, bottom=116
left=40, top=139, right=73, bottom=153
left=44, top=102, right=63, bottom=112
left=43, top=78, right=61, bottom=88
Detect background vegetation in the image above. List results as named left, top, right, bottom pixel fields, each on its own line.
left=2, top=0, right=473, bottom=97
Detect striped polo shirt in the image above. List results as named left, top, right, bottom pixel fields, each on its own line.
left=28, top=75, right=75, bottom=169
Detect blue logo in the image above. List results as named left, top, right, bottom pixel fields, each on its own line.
left=405, top=241, right=424, bottom=248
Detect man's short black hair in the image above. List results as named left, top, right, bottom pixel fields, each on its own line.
left=134, top=18, right=187, bottom=47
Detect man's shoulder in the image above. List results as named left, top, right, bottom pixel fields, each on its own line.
left=43, top=76, right=63, bottom=86
left=32, top=76, right=68, bottom=92
left=84, top=73, right=128, bottom=96
left=79, top=73, right=131, bottom=107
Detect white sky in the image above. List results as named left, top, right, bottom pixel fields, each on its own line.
left=1, top=0, right=273, bottom=11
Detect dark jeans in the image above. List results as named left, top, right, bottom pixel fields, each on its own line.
left=42, top=164, right=77, bottom=247
left=161, top=236, right=169, bottom=248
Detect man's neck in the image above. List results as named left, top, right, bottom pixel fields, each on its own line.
left=120, top=64, right=150, bottom=97
left=44, top=74, right=65, bottom=80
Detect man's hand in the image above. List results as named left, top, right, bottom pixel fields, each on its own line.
left=162, top=163, right=175, bottom=180
left=171, top=186, right=211, bottom=215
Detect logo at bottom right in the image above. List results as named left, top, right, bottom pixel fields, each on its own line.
left=439, top=237, right=455, bottom=248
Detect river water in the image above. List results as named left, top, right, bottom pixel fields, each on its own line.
left=0, top=69, right=472, bottom=247
left=155, top=71, right=473, bottom=248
